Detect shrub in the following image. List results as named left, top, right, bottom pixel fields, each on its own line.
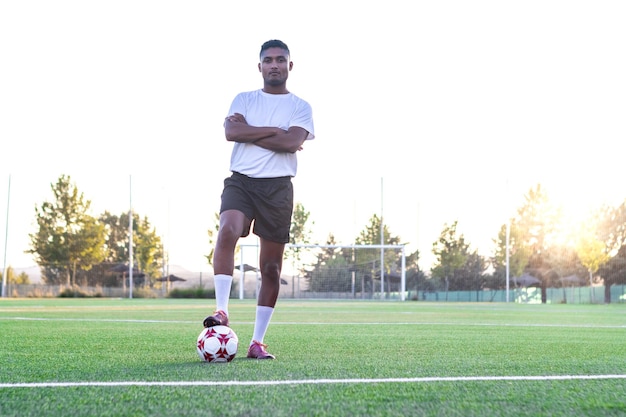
left=58, top=285, right=103, bottom=298
left=131, top=287, right=159, bottom=299
left=168, top=287, right=215, bottom=299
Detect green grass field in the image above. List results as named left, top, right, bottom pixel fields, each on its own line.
left=1, top=299, right=625, bottom=417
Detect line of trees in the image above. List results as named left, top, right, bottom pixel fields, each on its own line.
left=490, top=184, right=626, bottom=303
left=26, top=175, right=163, bottom=287
left=0, top=266, right=31, bottom=285
left=298, top=184, right=626, bottom=303
left=17, top=176, right=626, bottom=303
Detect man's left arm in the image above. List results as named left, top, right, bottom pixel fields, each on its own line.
left=253, top=126, right=309, bottom=153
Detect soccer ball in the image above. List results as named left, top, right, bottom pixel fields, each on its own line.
left=197, top=325, right=239, bottom=363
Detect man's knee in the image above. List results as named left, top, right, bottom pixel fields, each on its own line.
left=217, top=223, right=243, bottom=245
left=262, top=261, right=281, bottom=279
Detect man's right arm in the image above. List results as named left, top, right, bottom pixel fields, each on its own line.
left=224, top=113, right=284, bottom=143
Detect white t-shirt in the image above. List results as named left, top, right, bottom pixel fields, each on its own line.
left=227, top=89, right=315, bottom=178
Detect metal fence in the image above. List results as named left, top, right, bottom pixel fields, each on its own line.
left=5, top=282, right=625, bottom=304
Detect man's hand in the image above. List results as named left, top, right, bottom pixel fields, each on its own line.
left=225, top=112, right=248, bottom=125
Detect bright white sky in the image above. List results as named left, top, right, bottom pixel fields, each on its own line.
left=1, top=1, right=625, bottom=273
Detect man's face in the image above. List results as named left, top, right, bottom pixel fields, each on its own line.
left=259, top=47, right=292, bottom=86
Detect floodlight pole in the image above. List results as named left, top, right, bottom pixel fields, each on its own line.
left=505, top=178, right=511, bottom=303
left=128, top=175, right=134, bottom=299
left=1, top=175, right=10, bottom=298
left=400, top=245, right=406, bottom=301
left=380, top=177, right=384, bottom=299
left=506, top=219, right=510, bottom=303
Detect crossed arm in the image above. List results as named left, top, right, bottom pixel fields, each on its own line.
left=224, top=113, right=308, bottom=153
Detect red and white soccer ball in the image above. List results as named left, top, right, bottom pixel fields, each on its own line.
left=197, top=325, right=239, bottom=363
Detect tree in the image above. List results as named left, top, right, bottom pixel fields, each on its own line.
left=464, top=251, right=489, bottom=298
left=492, top=222, right=531, bottom=289
left=132, top=214, right=163, bottom=284
left=430, top=221, right=488, bottom=296
left=100, top=211, right=130, bottom=263
left=305, top=215, right=406, bottom=296
left=541, top=245, right=586, bottom=301
left=287, top=202, right=314, bottom=296
left=286, top=202, right=314, bottom=268
left=308, top=252, right=352, bottom=292
left=355, top=214, right=402, bottom=273
left=305, top=234, right=350, bottom=292
left=28, top=175, right=106, bottom=285
left=596, top=201, right=626, bottom=254
left=0, top=266, right=31, bottom=285
left=404, top=248, right=426, bottom=298
left=205, top=212, right=221, bottom=268
left=431, top=221, right=469, bottom=297
left=577, top=236, right=610, bottom=282
left=596, top=200, right=626, bottom=302
left=290, top=202, right=313, bottom=245
left=310, top=233, right=342, bottom=268
left=205, top=211, right=245, bottom=273
left=99, top=211, right=163, bottom=287
left=598, top=245, right=626, bottom=303
left=575, top=215, right=610, bottom=302
left=511, top=184, right=562, bottom=302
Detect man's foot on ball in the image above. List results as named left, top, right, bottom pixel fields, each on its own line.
left=203, top=309, right=229, bottom=328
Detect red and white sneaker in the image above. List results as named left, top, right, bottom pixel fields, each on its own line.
left=203, top=310, right=229, bottom=328
left=247, top=340, right=275, bottom=360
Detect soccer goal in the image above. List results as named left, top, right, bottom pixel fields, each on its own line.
left=236, top=244, right=407, bottom=301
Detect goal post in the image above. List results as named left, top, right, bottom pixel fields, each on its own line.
left=236, top=243, right=407, bottom=301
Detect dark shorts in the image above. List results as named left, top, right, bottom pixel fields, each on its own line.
left=220, top=172, right=294, bottom=244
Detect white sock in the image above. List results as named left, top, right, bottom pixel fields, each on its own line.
left=213, top=274, right=233, bottom=315
left=251, top=305, right=274, bottom=345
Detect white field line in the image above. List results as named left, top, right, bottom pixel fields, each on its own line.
left=1, top=317, right=625, bottom=328
left=1, top=375, right=626, bottom=389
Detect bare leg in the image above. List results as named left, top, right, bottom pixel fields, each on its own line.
left=213, top=210, right=250, bottom=275
left=203, top=210, right=250, bottom=328
left=248, top=237, right=285, bottom=355
left=257, top=237, right=285, bottom=307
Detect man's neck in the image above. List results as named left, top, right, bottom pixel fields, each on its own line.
left=263, top=84, right=289, bottom=95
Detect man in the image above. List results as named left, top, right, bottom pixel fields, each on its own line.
left=203, top=40, right=315, bottom=359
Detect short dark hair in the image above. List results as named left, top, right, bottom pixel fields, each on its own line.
left=260, top=40, right=290, bottom=58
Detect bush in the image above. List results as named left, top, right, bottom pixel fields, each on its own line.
left=168, top=287, right=215, bottom=299
left=131, top=287, right=159, bottom=298
left=58, top=285, right=103, bottom=298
